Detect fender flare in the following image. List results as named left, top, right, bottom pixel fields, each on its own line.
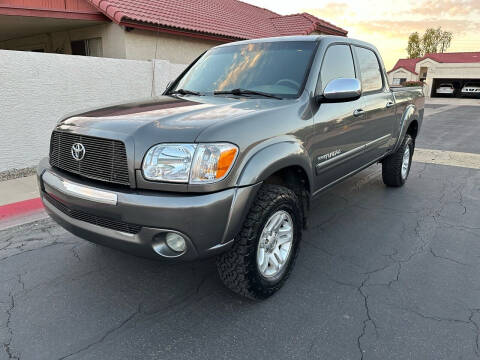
left=393, top=104, right=417, bottom=152
left=236, top=141, right=314, bottom=194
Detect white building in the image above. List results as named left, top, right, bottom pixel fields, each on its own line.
left=387, top=52, right=480, bottom=97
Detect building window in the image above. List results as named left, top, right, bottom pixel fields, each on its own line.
left=70, top=38, right=103, bottom=57
left=419, top=67, right=428, bottom=82
left=392, top=78, right=407, bottom=86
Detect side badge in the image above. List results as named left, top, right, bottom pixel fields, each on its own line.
left=318, top=149, right=342, bottom=162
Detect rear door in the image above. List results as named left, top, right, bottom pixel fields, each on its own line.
left=312, top=43, right=370, bottom=191
left=353, top=46, right=396, bottom=160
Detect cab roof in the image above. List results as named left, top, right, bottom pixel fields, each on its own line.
left=216, top=35, right=376, bottom=50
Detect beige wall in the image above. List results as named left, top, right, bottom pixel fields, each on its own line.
left=1, top=24, right=222, bottom=65
left=0, top=23, right=126, bottom=58
left=387, top=68, right=417, bottom=85
left=124, top=29, right=222, bottom=64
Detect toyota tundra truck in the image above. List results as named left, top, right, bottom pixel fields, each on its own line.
left=38, top=36, right=424, bottom=299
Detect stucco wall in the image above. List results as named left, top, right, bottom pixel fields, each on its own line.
left=125, top=29, right=223, bottom=64
left=387, top=69, right=417, bottom=85
left=0, top=50, right=185, bottom=171
left=0, top=23, right=126, bottom=58
left=1, top=24, right=222, bottom=64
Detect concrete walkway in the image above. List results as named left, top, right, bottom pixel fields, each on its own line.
left=0, top=175, right=44, bottom=229
left=0, top=175, right=38, bottom=206
left=426, top=97, right=480, bottom=106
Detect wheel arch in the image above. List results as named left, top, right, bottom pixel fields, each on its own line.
left=236, top=141, right=313, bottom=195
left=406, top=119, right=419, bottom=140
left=236, top=141, right=313, bottom=228
left=393, top=104, right=417, bottom=152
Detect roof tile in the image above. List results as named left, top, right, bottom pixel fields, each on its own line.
left=389, top=52, right=480, bottom=74
left=86, top=0, right=347, bottom=39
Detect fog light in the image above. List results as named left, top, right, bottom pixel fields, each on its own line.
left=166, top=232, right=186, bottom=252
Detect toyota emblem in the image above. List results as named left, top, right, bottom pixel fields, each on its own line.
left=71, top=143, right=86, bottom=161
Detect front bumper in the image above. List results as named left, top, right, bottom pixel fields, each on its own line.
left=38, top=158, right=260, bottom=261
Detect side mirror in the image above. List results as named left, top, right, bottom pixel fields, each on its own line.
left=321, top=78, right=362, bottom=102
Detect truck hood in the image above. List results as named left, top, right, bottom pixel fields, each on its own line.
left=59, top=95, right=282, bottom=143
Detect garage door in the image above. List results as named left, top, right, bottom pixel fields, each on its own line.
left=432, top=78, right=480, bottom=98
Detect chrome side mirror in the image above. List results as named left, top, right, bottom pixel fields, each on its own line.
left=322, top=78, right=362, bottom=102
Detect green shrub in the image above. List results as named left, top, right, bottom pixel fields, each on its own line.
left=404, top=81, right=424, bottom=87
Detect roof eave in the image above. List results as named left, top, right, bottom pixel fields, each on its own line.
left=0, top=4, right=108, bottom=21
left=315, top=25, right=348, bottom=36
left=120, top=20, right=242, bottom=43
left=387, top=66, right=418, bottom=75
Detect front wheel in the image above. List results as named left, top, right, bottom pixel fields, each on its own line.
left=217, top=184, right=302, bottom=300
left=382, top=134, right=414, bottom=187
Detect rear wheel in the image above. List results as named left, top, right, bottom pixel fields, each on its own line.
left=382, top=134, right=414, bottom=187
left=217, top=184, right=302, bottom=300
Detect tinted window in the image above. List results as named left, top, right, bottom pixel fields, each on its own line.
left=320, top=45, right=355, bottom=91
left=355, top=47, right=383, bottom=92
left=173, top=41, right=317, bottom=98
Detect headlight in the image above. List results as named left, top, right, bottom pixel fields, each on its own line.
left=142, top=144, right=196, bottom=183
left=190, top=143, right=238, bottom=183
left=142, top=143, right=238, bottom=183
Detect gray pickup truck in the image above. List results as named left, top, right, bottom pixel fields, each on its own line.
left=38, top=35, right=424, bottom=299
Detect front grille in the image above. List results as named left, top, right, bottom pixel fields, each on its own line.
left=50, top=131, right=130, bottom=186
left=44, top=193, right=142, bottom=234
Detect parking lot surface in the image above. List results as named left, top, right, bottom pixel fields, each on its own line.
left=1, top=102, right=480, bottom=360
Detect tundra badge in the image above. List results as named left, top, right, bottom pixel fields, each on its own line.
left=318, top=149, right=342, bottom=162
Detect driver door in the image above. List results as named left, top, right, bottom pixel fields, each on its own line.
left=312, top=44, right=370, bottom=192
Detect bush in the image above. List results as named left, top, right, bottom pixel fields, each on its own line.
left=404, top=81, right=424, bottom=87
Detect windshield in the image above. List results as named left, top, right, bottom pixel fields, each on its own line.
left=172, top=41, right=318, bottom=98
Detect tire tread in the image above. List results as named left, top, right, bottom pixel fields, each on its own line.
left=382, top=134, right=413, bottom=187
left=217, top=184, right=302, bottom=300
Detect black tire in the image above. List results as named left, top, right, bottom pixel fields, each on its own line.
left=382, top=134, right=414, bottom=187
left=217, top=184, right=302, bottom=300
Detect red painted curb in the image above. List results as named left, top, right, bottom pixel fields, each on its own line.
left=0, top=198, right=44, bottom=220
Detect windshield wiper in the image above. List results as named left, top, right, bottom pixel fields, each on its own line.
left=214, top=88, right=282, bottom=99
left=170, top=88, right=202, bottom=96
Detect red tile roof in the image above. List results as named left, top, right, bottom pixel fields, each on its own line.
left=270, top=13, right=348, bottom=36
left=86, top=0, right=347, bottom=40
left=388, top=58, right=419, bottom=74
left=389, top=52, right=480, bottom=74
left=422, top=52, right=480, bottom=63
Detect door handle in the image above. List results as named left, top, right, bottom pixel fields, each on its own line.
left=353, top=109, right=365, bottom=117
left=386, top=101, right=395, bottom=108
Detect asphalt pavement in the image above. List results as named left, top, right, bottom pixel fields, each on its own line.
left=1, top=102, right=480, bottom=360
